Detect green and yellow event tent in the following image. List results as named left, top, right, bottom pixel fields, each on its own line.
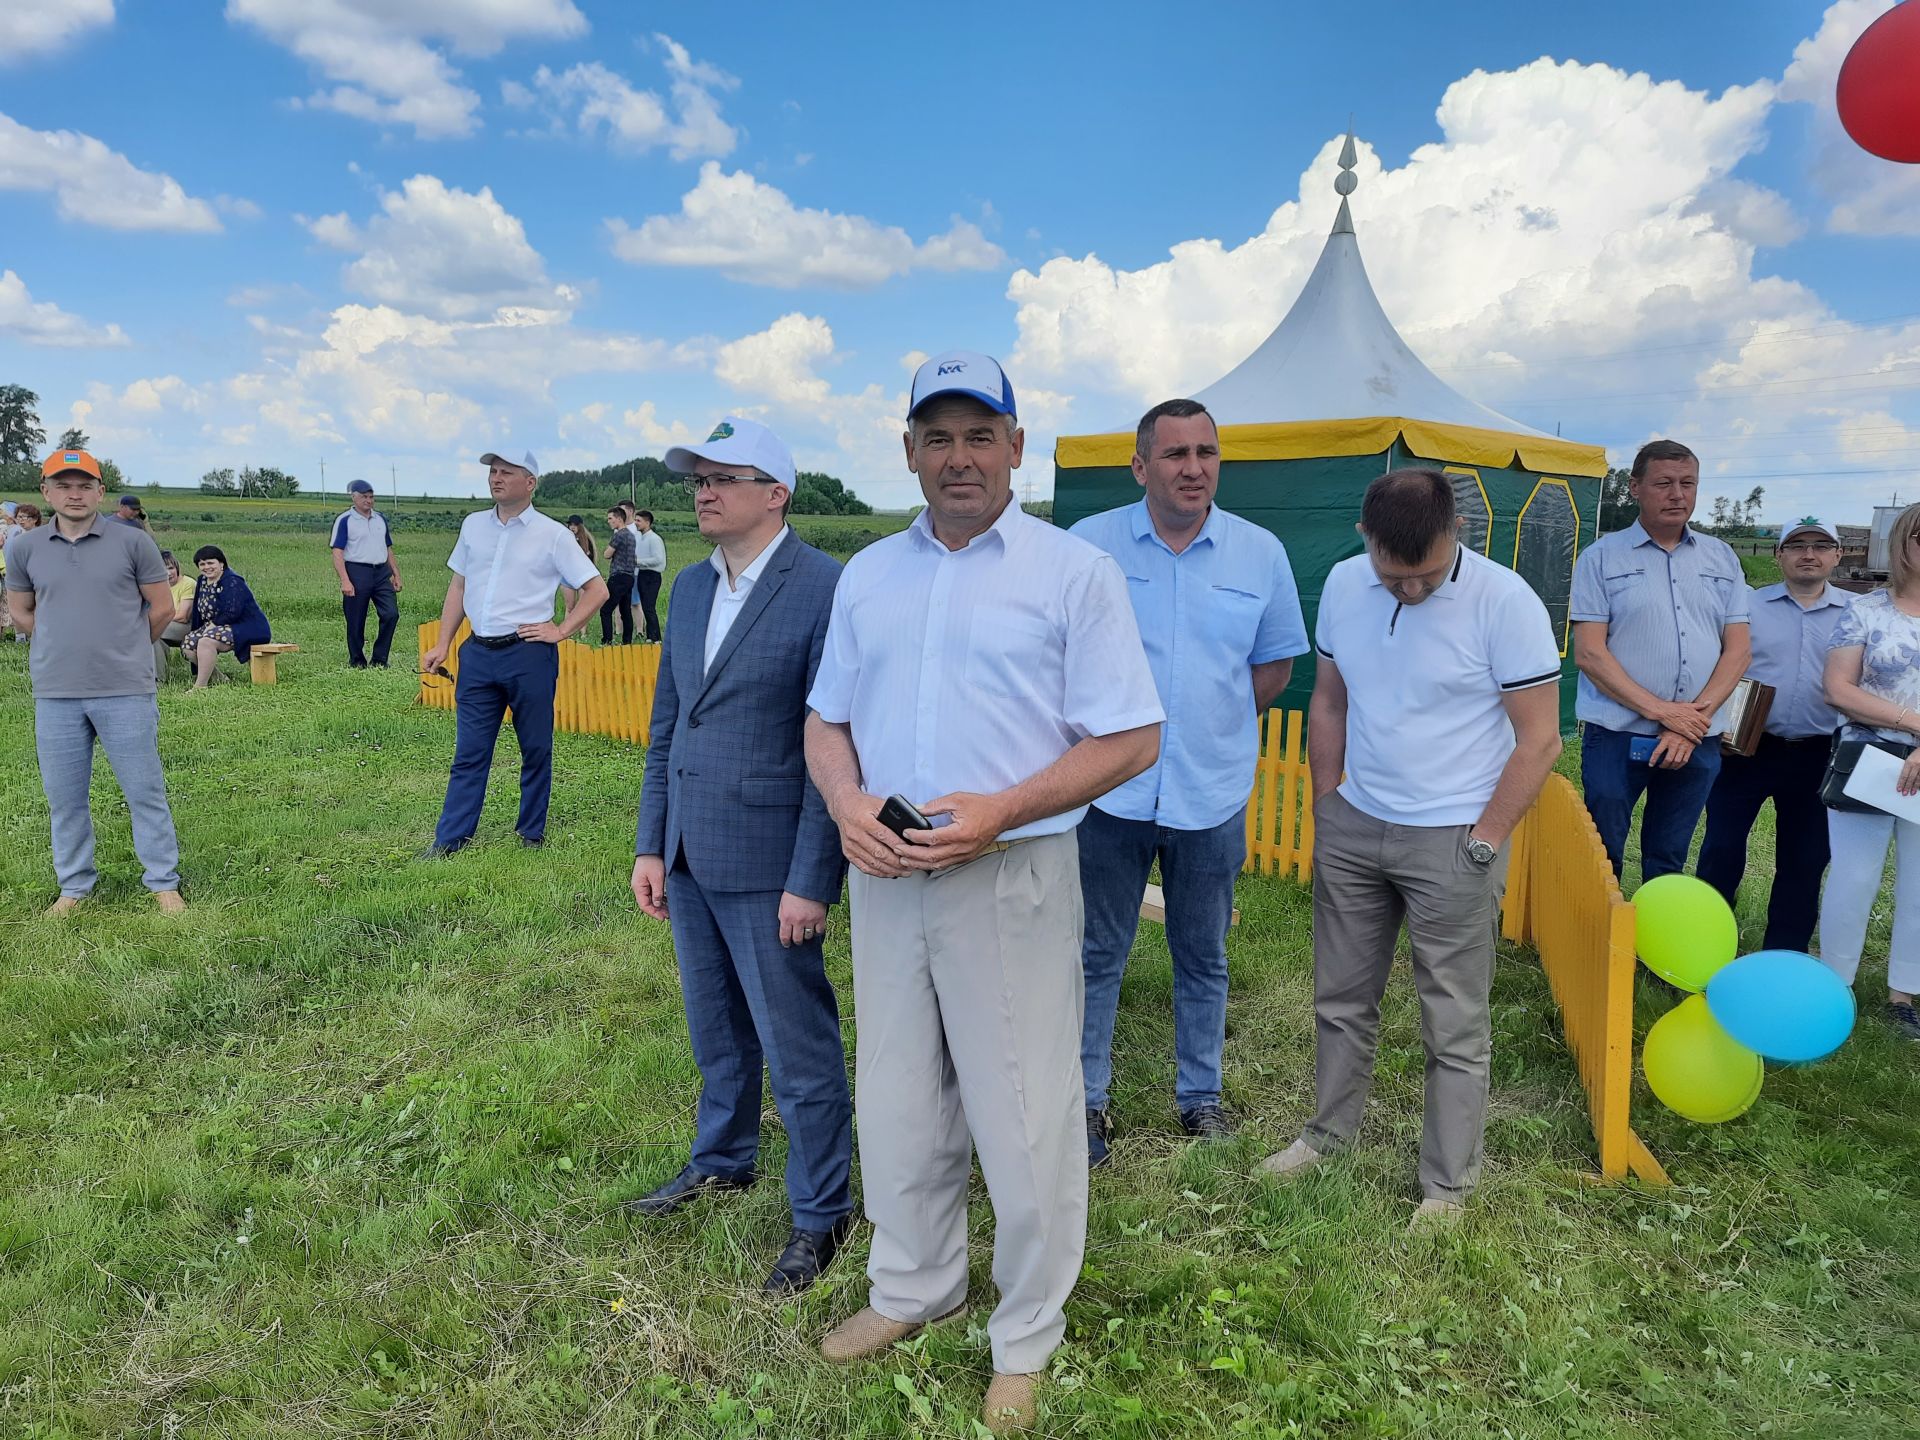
left=1051, top=135, right=1608, bottom=725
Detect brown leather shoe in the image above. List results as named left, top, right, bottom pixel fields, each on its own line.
left=819, top=1303, right=964, bottom=1363
left=982, top=1372, right=1042, bottom=1434
left=45, top=896, right=83, bottom=917
left=153, top=890, right=186, bottom=915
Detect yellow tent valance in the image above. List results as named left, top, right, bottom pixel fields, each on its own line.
left=1055, top=416, right=1607, bottom=478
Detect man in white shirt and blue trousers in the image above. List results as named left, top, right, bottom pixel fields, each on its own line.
left=805, top=352, right=1162, bottom=1435
left=1069, top=399, right=1307, bottom=1163
left=330, top=478, right=403, bottom=668
left=420, top=448, right=606, bottom=855
left=1260, top=470, right=1564, bottom=1231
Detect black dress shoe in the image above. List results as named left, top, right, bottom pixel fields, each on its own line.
left=418, top=838, right=470, bottom=859
left=623, top=1164, right=756, bottom=1218
left=762, top=1214, right=856, bottom=1294
left=519, top=833, right=545, bottom=849
left=1086, top=1107, right=1114, bottom=1169
left=1178, top=1103, right=1234, bottom=1140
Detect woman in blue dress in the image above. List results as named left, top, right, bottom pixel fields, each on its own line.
left=182, top=545, right=271, bottom=690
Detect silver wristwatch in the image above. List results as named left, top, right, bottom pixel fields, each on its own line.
left=1464, top=835, right=1498, bottom=866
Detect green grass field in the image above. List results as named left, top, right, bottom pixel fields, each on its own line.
left=2, top=500, right=1916, bottom=1439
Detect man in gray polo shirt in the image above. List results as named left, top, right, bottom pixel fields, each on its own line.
left=4, top=448, right=185, bottom=915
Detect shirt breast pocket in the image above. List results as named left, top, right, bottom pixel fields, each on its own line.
left=965, top=611, right=1058, bottom=699
left=1208, top=584, right=1265, bottom=648
left=1601, top=566, right=1649, bottom=618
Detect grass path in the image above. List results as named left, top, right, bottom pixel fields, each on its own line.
left=1, top=512, right=1916, bottom=1437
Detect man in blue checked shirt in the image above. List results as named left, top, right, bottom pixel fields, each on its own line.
left=1069, top=399, right=1306, bottom=1165
left=329, top=479, right=403, bottom=668
left=1571, top=439, right=1751, bottom=882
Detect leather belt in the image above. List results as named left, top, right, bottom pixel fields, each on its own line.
left=468, top=632, right=524, bottom=649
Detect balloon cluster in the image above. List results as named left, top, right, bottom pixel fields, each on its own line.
left=1633, top=875, right=1857, bottom=1124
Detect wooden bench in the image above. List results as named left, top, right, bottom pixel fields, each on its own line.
left=248, top=643, right=299, bottom=685
left=1140, top=882, right=1240, bottom=928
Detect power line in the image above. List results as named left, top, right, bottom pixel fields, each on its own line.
left=1502, top=372, right=1920, bottom=407
left=1691, top=464, right=1920, bottom=481
left=1431, top=310, right=1920, bottom=372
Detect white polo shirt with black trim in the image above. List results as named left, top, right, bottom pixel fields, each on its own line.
left=1315, top=543, right=1561, bottom=827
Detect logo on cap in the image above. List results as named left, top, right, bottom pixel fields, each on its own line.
left=936, top=362, right=966, bottom=376
left=64, top=452, right=81, bottom=463
left=707, top=421, right=734, bottom=441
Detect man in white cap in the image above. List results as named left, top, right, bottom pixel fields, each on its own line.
left=420, top=448, right=606, bottom=855
left=1696, top=518, right=1852, bottom=951
left=805, top=351, right=1162, bottom=1434
left=626, top=415, right=854, bottom=1295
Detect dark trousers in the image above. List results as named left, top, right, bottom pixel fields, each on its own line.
left=1581, top=724, right=1723, bottom=882
left=342, top=560, right=398, bottom=666
left=636, top=569, right=663, bottom=643
left=600, top=573, right=634, bottom=644
left=665, top=856, right=853, bottom=1230
left=1695, top=733, right=1833, bottom=952
left=434, top=639, right=558, bottom=847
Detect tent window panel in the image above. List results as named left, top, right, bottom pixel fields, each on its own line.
left=1514, top=479, right=1578, bottom=654
left=1444, top=467, right=1492, bottom=555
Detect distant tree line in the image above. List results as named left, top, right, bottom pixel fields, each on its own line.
left=0, top=388, right=135, bottom=493
left=200, top=466, right=301, bottom=498
left=537, top=455, right=872, bottom=515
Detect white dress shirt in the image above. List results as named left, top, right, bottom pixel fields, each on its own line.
left=704, top=525, right=789, bottom=673
left=447, top=505, right=601, bottom=636
left=633, top=528, right=668, bottom=574
left=808, top=502, right=1164, bottom=840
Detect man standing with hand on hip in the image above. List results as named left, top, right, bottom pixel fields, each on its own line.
left=626, top=415, right=854, bottom=1297
left=420, top=448, right=606, bottom=855
left=805, top=351, right=1162, bottom=1435
left=1571, top=439, right=1751, bottom=880
left=1258, top=470, right=1563, bottom=1230
left=5, top=448, right=185, bottom=915
left=1070, top=398, right=1307, bottom=1163
left=330, top=479, right=403, bottom=668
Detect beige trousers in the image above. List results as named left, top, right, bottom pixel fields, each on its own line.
left=848, top=830, right=1086, bottom=1375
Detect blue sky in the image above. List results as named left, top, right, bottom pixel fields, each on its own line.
left=2, top=1, right=1917, bottom=516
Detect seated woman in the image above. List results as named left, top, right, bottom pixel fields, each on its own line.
left=181, top=545, right=271, bottom=689
left=153, top=549, right=197, bottom=682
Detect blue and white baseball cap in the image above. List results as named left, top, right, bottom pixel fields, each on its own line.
left=479, top=447, right=541, bottom=476
left=346, top=478, right=374, bottom=495
left=908, top=350, right=1016, bottom=420
left=665, top=415, right=796, bottom=490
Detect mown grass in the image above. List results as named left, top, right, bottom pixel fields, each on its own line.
left=1, top=506, right=1915, bottom=1438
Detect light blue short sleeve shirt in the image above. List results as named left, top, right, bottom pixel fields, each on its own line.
left=1570, top=521, right=1751, bottom=736
left=1069, top=501, right=1308, bottom=829
left=1743, top=582, right=1850, bottom=739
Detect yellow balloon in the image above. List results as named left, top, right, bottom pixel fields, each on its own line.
left=1635, top=874, right=1738, bottom=992
left=1643, top=994, right=1763, bottom=1124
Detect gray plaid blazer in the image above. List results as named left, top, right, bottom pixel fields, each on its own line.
left=635, top=533, right=846, bottom=901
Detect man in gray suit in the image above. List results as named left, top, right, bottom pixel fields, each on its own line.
left=628, top=415, right=853, bottom=1296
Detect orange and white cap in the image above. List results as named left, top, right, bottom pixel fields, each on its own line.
left=42, top=448, right=102, bottom=481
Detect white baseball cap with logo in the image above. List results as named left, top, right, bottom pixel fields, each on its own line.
left=908, top=349, right=1017, bottom=420
left=665, top=415, right=796, bottom=489
left=1779, top=518, right=1840, bottom=544
left=478, top=447, right=541, bottom=477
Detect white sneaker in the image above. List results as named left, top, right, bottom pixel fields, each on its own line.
left=1406, top=1198, right=1465, bottom=1235
left=1256, top=1137, right=1326, bottom=1182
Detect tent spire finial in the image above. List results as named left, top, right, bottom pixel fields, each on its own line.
left=1332, top=124, right=1358, bottom=235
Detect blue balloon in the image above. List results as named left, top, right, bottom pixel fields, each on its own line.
left=1705, top=950, right=1856, bottom=1063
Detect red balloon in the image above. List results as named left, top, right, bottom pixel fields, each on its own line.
left=1837, top=1, right=1920, bottom=164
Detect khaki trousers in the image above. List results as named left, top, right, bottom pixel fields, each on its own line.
left=1304, top=791, right=1507, bottom=1201
left=848, top=831, right=1086, bottom=1375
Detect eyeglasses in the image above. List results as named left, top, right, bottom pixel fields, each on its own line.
left=675, top=472, right=775, bottom=493
left=1778, top=541, right=1839, bottom=553
left=420, top=664, right=455, bottom=690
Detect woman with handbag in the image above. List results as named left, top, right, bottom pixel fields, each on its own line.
left=1820, top=502, right=1920, bottom=1040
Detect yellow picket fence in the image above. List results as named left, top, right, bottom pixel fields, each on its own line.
left=415, top=635, right=1659, bottom=1183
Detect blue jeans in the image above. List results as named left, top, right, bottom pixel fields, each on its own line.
left=1078, top=805, right=1245, bottom=1111
left=434, top=639, right=559, bottom=847
left=1581, top=724, right=1722, bottom=882
left=35, top=694, right=181, bottom=896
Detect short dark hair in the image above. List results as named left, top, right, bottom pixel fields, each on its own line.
left=636, top=509, right=654, bottom=523
left=1631, top=439, right=1697, bottom=479
left=192, top=545, right=227, bottom=567
left=1136, top=398, right=1215, bottom=458
left=1360, top=469, right=1456, bottom=566
left=159, top=548, right=176, bottom=566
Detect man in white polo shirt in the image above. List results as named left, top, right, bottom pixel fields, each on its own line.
left=420, top=448, right=606, bottom=855
left=1258, top=469, right=1563, bottom=1230
left=805, top=350, right=1161, bottom=1434
left=329, top=479, right=404, bottom=668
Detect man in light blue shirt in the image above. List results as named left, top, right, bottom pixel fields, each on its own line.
left=1571, top=439, right=1751, bottom=881
left=1068, top=398, right=1306, bottom=1163
left=329, top=479, right=403, bottom=667
left=420, top=448, right=606, bottom=856
left=1696, top=519, right=1850, bottom=950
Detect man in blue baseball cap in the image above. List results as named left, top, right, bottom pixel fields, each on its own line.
left=330, top=479, right=404, bottom=668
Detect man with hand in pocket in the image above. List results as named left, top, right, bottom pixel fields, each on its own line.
left=1068, top=398, right=1306, bottom=1164
left=1258, top=469, right=1562, bottom=1232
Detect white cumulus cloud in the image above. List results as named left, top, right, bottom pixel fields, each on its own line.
left=0, top=0, right=113, bottom=63
left=0, top=270, right=129, bottom=347
left=608, top=163, right=1006, bottom=289
left=0, top=111, right=221, bottom=232
left=1779, top=0, right=1920, bottom=237
left=512, top=34, right=738, bottom=159
left=226, top=0, right=588, bottom=140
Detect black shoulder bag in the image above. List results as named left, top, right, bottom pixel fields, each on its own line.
left=1821, top=731, right=1917, bottom=813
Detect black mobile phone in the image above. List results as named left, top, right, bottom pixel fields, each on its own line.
left=877, top=793, right=932, bottom=838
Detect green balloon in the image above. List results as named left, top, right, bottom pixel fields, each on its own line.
left=1634, top=873, right=1738, bottom=992
left=1643, top=994, right=1763, bottom=1124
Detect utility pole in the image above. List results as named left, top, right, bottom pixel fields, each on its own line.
left=390, top=463, right=396, bottom=502
left=630, top=462, right=636, bottom=508
left=320, top=458, right=326, bottom=493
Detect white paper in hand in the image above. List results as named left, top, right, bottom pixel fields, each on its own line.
left=1841, top=743, right=1920, bottom=823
